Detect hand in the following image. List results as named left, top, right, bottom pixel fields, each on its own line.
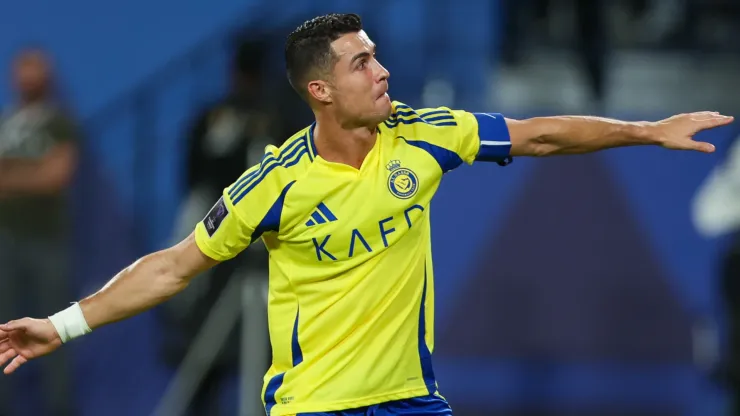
left=0, top=318, right=62, bottom=375
left=651, top=112, right=734, bottom=153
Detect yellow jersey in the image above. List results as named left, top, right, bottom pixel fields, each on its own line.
left=194, top=101, right=512, bottom=415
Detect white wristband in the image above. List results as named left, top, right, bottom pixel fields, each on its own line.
left=48, top=303, right=92, bottom=343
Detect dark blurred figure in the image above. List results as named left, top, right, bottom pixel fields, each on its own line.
left=721, top=238, right=740, bottom=416
left=160, top=37, right=279, bottom=416
left=502, top=0, right=608, bottom=110
left=0, top=48, right=79, bottom=416
left=573, top=0, right=607, bottom=111
left=693, top=134, right=740, bottom=415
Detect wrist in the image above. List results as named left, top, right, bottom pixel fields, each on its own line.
left=48, top=303, right=92, bottom=343
left=628, top=121, right=663, bottom=145
left=44, top=318, right=64, bottom=346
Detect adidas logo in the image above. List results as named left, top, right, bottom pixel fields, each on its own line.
left=305, top=202, right=338, bottom=227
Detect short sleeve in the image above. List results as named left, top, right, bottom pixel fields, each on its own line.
left=194, top=192, right=254, bottom=262
left=387, top=102, right=512, bottom=173
left=193, top=147, right=298, bottom=261
left=449, top=110, right=512, bottom=166
left=46, top=111, right=80, bottom=144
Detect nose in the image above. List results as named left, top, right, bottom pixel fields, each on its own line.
left=376, top=61, right=390, bottom=83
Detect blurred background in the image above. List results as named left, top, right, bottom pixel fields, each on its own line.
left=1, top=0, right=740, bottom=415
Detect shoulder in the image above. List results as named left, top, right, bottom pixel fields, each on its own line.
left=43, top=103, right=81, bottom=135
left=266, top=126, right=316, bottom=176
left=381, top=101, right=465, bottom=133
left=226, top=126, right=313, bottom=206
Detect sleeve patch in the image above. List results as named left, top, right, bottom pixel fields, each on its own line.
left=203, top=197, right=229, bottom=237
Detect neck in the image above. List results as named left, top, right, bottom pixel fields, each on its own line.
left=313, top=111, right=377, bottom=169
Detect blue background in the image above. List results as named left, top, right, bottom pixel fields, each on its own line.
left=1, top=1, right=736, bottom=415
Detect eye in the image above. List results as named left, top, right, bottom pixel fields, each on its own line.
left=357, top=60, right=367, bottom=70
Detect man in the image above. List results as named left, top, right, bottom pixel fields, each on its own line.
left=0, top=13, right=732, bottom=416
left=0, top=48, right=79, bottom=416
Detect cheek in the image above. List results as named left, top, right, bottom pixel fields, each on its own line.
left=335, top=74, right=374, bottom=107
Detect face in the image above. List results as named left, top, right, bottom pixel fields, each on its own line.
left=310, top=30, right=391, bottom=127
left=12, top=51, right=50, bottom=100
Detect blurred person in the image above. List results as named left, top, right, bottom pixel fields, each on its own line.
left=693, top=134, right=740, bottom=239
left=0, top=48, right=79, bottom=416
left=501, top=0, right=608, bottom=109
left=693, top=133, right=740, bottom=414
left=574, top=0, right=608, bottom=109
left=0, top=13, right=734, bottom=416
left=162, top=37, right=276, bottom=416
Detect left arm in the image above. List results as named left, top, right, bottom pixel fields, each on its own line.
left=384, top=103, right=733, bottom=172
left=506, top=112, right=733, bottom=157
left=0, top=141, right=77, bottom=194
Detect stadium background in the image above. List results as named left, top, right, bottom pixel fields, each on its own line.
left=2, top=1, right=740, bottom=415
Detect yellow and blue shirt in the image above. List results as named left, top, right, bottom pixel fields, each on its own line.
left=194, top=101, right=512, bottom=415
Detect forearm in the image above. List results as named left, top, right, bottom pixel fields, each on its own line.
left=508, top=116, right=659, bottom=156
left=0, top=145, right=76, bottom=194
left=0, top=160, right=62, bottom=193
left=78, top=250, right=189, bottom=330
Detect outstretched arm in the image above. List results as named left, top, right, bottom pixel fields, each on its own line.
left=0, top=233, right=218, bottom=374
left=506, top=112, right=734, bottom=157
left=1, top=144, right=282, bottom=375
left=79, top=233, right=217, bottom=329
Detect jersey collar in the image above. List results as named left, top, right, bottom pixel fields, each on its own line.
left=307, top=122, right=319, bottom=161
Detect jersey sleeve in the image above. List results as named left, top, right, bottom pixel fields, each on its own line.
left=194, top=149, right=288, bottom=261
left=450, top=110, right=512, bottom=166
left=389, top=102, right=512, bottom=171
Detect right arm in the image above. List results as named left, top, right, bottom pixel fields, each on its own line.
left=0, top=147, right=282, bottom=375
left=79, top=232, right=217, bottom=329
left=0, top=233, right=221, bottom=375
left=80, top=145, right=284, bottom=329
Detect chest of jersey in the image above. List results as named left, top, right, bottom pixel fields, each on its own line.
left=274, top=136, right=442, bottom=267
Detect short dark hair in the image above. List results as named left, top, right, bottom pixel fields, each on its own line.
left=285, top=13, right=363, bottom=100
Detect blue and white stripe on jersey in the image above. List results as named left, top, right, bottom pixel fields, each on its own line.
left=228, top=134, right=310, bottom=205
left=385, top=104, right=458, bottom=129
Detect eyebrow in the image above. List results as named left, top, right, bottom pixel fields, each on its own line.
left=350, top=45, right=376, bottom=65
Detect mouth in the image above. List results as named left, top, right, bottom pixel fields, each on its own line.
left=376, top=85, right=389, bottom=100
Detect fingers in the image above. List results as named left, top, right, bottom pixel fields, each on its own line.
left=689, top=112, right=734, bottom=130
left=3, top=355, right=26, bottom=375
left=700, top=115, right=734, bottom=129
left=0, top=348, right=16, bottom=369
left=0, top=339, right=10, bottom=355
left=0, top=319, right=26, bottom=332
left=691, top=141, right=716, bottom=153
left=671, top=137, right=716, bottom=153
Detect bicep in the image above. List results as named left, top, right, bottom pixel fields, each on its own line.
left=171, top=232, right=221, bottom=281
left=504, top=117, right=539, bottom=157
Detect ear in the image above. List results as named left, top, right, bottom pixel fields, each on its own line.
left=307, top=80, right=333, bottom=104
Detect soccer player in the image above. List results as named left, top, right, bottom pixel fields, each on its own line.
left=0, top=13, right=733, bottom=416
